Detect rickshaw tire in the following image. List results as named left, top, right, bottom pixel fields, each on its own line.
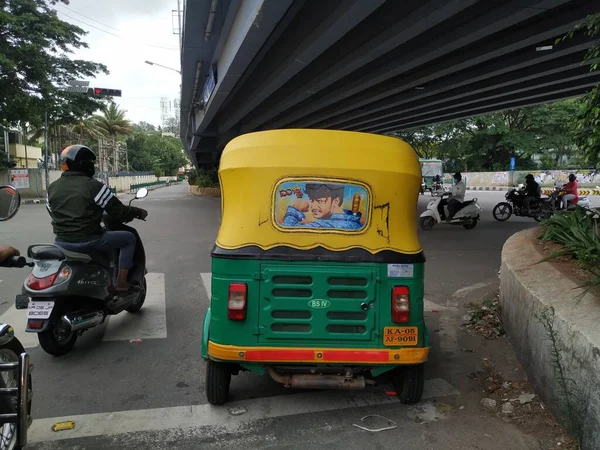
left=206, top=359, right=231, bottom=405
left=392, top=364, right=424, bottom=405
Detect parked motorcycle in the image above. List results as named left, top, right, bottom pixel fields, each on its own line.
left=419, top=192, right=481, bottom=230
left=15, top=188, right=150, bottom=356
left=492, top=186, right=553, bottom=222
left=0, top=185, right=32, bottom=450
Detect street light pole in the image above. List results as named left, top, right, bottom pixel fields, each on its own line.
left=144, top=60, right=181, bottom=74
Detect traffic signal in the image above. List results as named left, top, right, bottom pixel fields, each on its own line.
left=88, top=87, right=122, bottom=97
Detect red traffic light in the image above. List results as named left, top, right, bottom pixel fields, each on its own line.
left=87, top=87, right=122, bottom=97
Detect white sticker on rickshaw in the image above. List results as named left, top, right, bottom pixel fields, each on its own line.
left=27, top=301, right=54, bottom=319
left=387, top=264, right=414, bottom=278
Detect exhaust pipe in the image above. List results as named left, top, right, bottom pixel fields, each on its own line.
left=267, top=368, right=366, bottom=390
left=62, top=311, right=105, bottom=332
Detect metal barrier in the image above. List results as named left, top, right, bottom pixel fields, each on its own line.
left=129, top=181, right=166, bottom=194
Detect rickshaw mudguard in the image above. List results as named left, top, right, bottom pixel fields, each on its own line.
left=201, top=307, right=211, bottom=359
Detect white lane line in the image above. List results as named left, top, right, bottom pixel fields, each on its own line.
left=29, top=377, right=459, bottom=443
left=200, top=272, right=211, bottom=299
left=452, top=282, right=491, bottom=299
left=0, top=305, right=38, bottom=349
left=103, top=273, right=167, bottom=341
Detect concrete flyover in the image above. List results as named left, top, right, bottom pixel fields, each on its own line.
left=500, top=228, right=600, bottom=450
left=179, top=0, right=599, bottom=167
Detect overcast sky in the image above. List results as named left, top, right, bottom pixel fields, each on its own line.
left=53, top=0, right=182, bottom=127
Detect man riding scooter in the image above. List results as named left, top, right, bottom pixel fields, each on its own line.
left=46, top=145, right=148, bottom=294
left=439, top=172, right=465, bottom=221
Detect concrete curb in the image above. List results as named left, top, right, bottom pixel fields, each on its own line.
left=500, top=228, right=600, bottom=449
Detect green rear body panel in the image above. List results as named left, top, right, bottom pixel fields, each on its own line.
left=205, top=258, right=427, bottom=356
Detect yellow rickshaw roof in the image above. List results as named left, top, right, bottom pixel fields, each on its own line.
left=220, top=129, right=418, bottom=173
left=216, top=129, right=422, bottom=256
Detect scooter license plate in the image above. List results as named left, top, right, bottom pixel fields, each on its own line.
left=27, top=301, right=54, bottom=319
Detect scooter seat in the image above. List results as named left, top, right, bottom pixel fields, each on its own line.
left=36, top=247, right=66, bottom=261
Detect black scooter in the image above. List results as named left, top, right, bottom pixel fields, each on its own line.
left=15, top=188, right=149, bottom=356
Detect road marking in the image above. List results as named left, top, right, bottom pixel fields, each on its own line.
left=200, top=272, right=211, bottom=299
left=103, top=273, right=167, bottom=341
left=452, top=282, right=492, bottom=298
left=0, top=305, right=39, bottom=349
left=29, top=377, right=459, bottom=443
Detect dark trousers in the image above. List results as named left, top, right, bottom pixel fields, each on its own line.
left=447, top=198, right=462, bottom=219
left=56, top=231, right=136, bottom=270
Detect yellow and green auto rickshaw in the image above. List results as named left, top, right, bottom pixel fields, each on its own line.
left=201, top=129, right=429, bottom=405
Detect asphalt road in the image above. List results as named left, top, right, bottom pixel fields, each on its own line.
left=0, top=185, right=593, bottom=449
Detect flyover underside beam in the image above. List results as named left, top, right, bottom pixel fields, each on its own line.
left=359, top=73, right=600, bottom=133
left=247, top=0, right=573, bottom=132
left=192, top=0, right=294, bottom=136
left=234, top=0, right=483, bottom=133
left=278, top=1, right=597, bottom=130
left=367, top=85, right=594, bottom=134
left=216, top=0, right=388, bottom=134
left=334, top=54, right=595, bottom=131
left=316, top=48, right=594, bottom=130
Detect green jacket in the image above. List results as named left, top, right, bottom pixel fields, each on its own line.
left=46, top=171, right=143, bottom=243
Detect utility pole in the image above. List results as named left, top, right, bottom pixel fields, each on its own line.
left=44, top=111, right=49, bottom=190
left=22, top=124, right=29, bottom=169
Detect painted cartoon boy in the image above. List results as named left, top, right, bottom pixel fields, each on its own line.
left=282, top=183, right=363, bottom=230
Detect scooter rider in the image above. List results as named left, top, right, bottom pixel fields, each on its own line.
left=561, top=174, right=579, bottom=209
left=46, top=145, right=148, bottom=293
left=522, top=174, right=541, bottom=216
left=442, top=172, right=466, bottom=221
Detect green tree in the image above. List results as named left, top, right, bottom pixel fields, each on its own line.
left=559, top=13, right=600, bottom=167
left=94, top=103, right=133, bottom=137
left=0, top=0, right=108, bottom=128
left=125, top=132, right=188, bottom=175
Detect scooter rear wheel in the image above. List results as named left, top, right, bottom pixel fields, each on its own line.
left=418, top=216, right=435, bottom=230
left=462, top=217, right=478, bottom=229
left=126, top=277, right=147, bottom=313
left=38, top=317, right=77, bottom=357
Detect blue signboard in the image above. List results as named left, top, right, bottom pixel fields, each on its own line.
left=202, top=66, right=217, bottom=106
left=509, top=156, right=516, bottom=171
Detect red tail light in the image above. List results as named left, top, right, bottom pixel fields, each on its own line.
left=392, top=286, right=410, bottom=323
left=228, top=283, right=247, bottom=320
left=26, top=273, right=57, bottom=290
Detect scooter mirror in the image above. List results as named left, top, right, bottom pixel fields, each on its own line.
left=0, top=185, right=21, bottom=222
left=136, top=187, right=149, bottom=199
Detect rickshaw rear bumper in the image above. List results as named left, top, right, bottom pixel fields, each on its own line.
left=207, top=341, right=429, bottom=365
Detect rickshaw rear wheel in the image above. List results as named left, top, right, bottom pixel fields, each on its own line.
left=392, top=364, right=424, bottom=404
left=206, top=359, right=231, bottom=405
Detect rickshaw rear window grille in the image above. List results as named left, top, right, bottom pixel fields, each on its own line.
left=272, top=276, right=312, bottom=285
left=272, top=310, right=312, bottom=319
left=271, top=323, right=311, bottom=332
left=327, top=290, right=368, bottom=299
left=272, top=288, right=312, bottom=298
left=328, top=277, right=368, bottom=286
left=326, top=311, right=367, bottom=321
left=326, top=325, right=367, bottom=334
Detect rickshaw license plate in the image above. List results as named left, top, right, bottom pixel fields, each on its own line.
left=383, top=326, right=418, bottom=346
